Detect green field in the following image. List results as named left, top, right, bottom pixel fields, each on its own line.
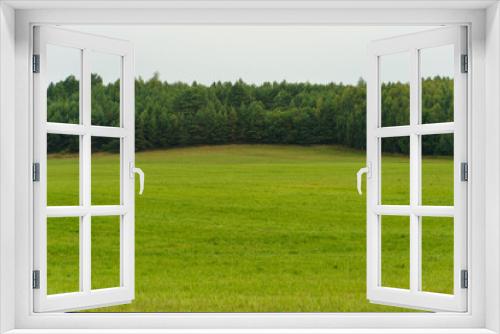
left=46, top=144, right=454, bottom=312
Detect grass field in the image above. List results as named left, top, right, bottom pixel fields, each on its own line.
left=46, top=144, right=454, bottom=312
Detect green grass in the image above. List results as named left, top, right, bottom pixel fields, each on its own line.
left=46, top=144, right=454, bottom=312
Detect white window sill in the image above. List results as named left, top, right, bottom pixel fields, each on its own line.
left=4, top=329, right=497, bottom=334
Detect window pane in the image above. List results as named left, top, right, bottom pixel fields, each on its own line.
left=47, top=217, right=80, bottom=294
left=421, top=134, right=454, bottom=206
left=91, top=52, right=121, bottom=127
left=420, top=45, right=454, bottom=124
left=47, top=44, right=80, bottom=124
left=381, top=137, right=410, bottom=205
left=380, top=52, right=410, bottom=127
left=381, top=215, right=410, bottom=289
left=92, top=216, right=121, bottom=289
left=421, top=217, right=454, bottom=294
left=47, top=134, right=80, bottom=206
left=91, top=137, right=121, bottom=205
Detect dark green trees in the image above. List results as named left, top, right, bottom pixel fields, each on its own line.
left=47, top=75, right=453, bottom=155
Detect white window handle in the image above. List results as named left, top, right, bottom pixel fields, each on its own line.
left=129, top=162, right=145, bottom=195
left=356, top=163, right=371, bottom=195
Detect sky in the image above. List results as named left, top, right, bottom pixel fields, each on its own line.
left=47, top=25, right=454, bottom=85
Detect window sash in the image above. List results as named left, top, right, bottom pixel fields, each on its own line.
left=32, top=26, right=135, bottom=312
left=366, top=26, right=468, bottom=312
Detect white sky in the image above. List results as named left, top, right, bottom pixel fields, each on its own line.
left=48, top=25, right=454, bottom=85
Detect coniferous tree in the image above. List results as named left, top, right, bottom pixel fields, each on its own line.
left=47, top=74, right=453, bottom=156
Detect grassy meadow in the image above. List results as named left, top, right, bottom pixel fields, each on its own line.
left=46, top=144, right=454, bottom=312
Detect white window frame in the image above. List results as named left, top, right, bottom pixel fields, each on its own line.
left=32, top=26, right=135, bottom=312
left=366, top=26, right=468, bottom=312
left=1, top=1, right=500, bottom=333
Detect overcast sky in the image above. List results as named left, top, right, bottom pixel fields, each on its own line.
left=48, top=25, right=453, bottom=85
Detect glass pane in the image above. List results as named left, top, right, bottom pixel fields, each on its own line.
left=381, top=136, right=410, bottom=205
left=47, top=44, right=80, bottom=124
left=380, top=52, right=410, bottom=127
left=422, top=134, right=454, bottom=206
left=92, top=216, right=121, bottom=289
left=421, top=45, right=454, bottom=124
left=421, top=217, right=454, bottom=294
left=47, top=217, right=80, bottom=294
left=381, top=215, right=410, bottom=289
left=90, top=52, right=121, bottom=127
left=47, top=134, right=80, bottom=206
left=91, top=137, right=121, bottom=205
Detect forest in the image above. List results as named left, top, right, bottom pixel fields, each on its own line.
left=46, top=74, right=454, bottom=155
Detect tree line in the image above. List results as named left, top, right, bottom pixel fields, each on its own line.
left=47, top=73, right=453, bottom=155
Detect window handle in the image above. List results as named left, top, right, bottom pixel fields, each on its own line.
left=356, top=163, right=371, bottom=195
left=129, top=162, right=145, bottom=195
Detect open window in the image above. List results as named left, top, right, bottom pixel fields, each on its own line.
left=31, top=23, right=468, bottom=315
left=364, top=26, right=468, bottom=312
left=32, top=26, right=138, bottom=312
left=1, top=0, right=493, bottom=328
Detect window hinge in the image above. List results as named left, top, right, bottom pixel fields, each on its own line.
left=32, top=54, right=40, bottom=73
left=461, top=162, right=468, bottom=182
left=32, top=162, right=40, bottom=182
left=461, top=269, right=468, bottom=289
left=32, top=270, right=40, bottom=289
left=461, top=54, right=468, bottom=73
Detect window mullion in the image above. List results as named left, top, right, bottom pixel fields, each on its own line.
left=80, top=48, right=92, bottom=293
left=409, top=47, right=421, bottom=293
